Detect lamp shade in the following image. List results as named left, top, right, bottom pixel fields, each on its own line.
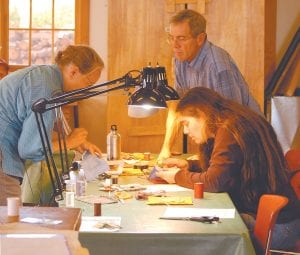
left=156, top=84, right=179, bottom=101
left=155, top=66, right=179, bottom=101
left=128, top=106, right=159, bottom=118
left=128, top=87, right=167, bottom=108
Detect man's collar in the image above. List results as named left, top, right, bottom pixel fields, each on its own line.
left=187, top=40, right=209, bottom=68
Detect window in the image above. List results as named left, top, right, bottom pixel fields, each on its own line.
left=0, top=0, right=89, bottom=69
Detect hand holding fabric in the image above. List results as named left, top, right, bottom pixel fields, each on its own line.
left=77, top=141, right=102, bottom=156
left=163, top=158, right=189, bottom=171
left=52, top=128, right=102, bottom=156
left=156, top=166, right=181, bottom=184
left=66, top=128, right=88, bottom=149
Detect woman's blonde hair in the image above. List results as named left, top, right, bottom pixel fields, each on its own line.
left=55, top=45, right=104, bottom=74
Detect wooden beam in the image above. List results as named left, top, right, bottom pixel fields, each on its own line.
left=166, top=0, right=208, bottom=13
left=75, top=0, right=90, bottom=44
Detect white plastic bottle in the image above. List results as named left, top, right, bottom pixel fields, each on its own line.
left=68, top=161, right=80, bottom=194
left=69, top=169, right=78, bottom=194
left=76, top=168, right=87, bottom=197
left=107, top=124, right=121, bottom=160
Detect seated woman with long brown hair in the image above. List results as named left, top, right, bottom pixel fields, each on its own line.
left=157, top=87, right=300, bottom=252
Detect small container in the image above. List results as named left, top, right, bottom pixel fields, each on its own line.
left=104, top=178, right=112, bottom=187
left=65, top=191, right=75, bottom=207
left=194, top=182, right=204, bottom=199
left=143, top=152, right=151, bottom=161
left=76, top=168, right=87, bottom=196
left=65, top=180, right=75, bottom=192
left=94, top=203, right=101, bottom=216
left=111, top=175, right=118, bottom=184
left=7, top=197, right=20, bottom=222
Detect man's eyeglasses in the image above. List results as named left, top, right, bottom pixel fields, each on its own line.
left=167, top=34, right=193, bottom=44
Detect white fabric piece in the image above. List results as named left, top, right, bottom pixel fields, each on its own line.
left=271, top=96, right=300, bottom=153
left=81, top=151, right=109, bottom=181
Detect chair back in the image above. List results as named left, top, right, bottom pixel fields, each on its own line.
left=285, top=149, right=300, bottom=172
left=253, top=194, right=289, bottom=255
left=290, top=171, right=300, bottom=199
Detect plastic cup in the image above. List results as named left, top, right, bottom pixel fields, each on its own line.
left=7, top=197, right=20, bottom=222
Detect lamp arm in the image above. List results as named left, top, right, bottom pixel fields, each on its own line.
left=32, top=71, right=141, bottom=113
left=31, top=70, right=142, bottom=205
left=43, top=83, right=131, bottom=112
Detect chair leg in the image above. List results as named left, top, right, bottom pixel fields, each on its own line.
left=265, top=230, right=272, bottom=255
left=269, top=250, right=300, bottom=255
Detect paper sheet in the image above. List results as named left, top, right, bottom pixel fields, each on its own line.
left=147, top=196, right=193, bottom=205
left=21, top=217, right=62, bottom=225
left=162, top=207, right=236, bottom=219
left=145, top=184, right=191, bottom=192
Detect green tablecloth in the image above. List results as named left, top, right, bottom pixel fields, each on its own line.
left=63, top=176, right=256, bottom=255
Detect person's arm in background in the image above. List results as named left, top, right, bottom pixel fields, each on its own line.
left=52, top=105, right=102, bottom=156
left=52, top=128, right=102, bottom=156
left=52, top=128, right=87, bottom=152
left=157, top=100, right=179, bottom=162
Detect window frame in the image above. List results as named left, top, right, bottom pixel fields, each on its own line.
left=0, top=0, right=89, bottom=72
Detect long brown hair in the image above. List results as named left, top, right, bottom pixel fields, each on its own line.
left=176, top=87, right=289, bottom=205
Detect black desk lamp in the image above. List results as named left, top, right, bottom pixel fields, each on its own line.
left=128, top=65, right=179, bottom=118
left=32, top=66, right=178, bottom=206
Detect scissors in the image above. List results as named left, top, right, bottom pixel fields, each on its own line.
left=159, top=216, right=220, bottom=224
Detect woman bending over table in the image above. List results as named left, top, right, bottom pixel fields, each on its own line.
left=157, top=87, right=300, bottom=252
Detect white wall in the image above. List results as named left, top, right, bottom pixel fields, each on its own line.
left=90, top=0, right=108, bottom=81
left=79, top=0, right=108, bottom=151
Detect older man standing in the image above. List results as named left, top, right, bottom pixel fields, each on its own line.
left=158, top=9, right=261, bottom=161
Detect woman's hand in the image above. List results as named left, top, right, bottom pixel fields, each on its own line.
left=156, top=166, right=180, bottom=184
left=52, top=128, right=88, bottom=152
left=76, top=141, right=102, bottom=156
left=155, top=157, right=188, bottom=184
left=66, top=128, right=88, bottom=149
left=52, top=128, right=101, bottom=156
left=162, top=157, right=189, bottom=171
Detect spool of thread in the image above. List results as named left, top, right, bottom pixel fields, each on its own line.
left=143, top=152, right=151, bottom=161
left=94, top=203, right=101, bottom=216
left=194, top=182, right=204, bottom=199
left=111, top=175, right=118, bottom=184
left=7, top=197, right=20, bottom=222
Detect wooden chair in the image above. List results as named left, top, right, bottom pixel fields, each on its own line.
left=285, top=149, right=300, bottom=172
left=285, top=149, right=300, bottom=199
left=290, top=171, right=300, bottom=199
left=253, top=194, right=288, bottom=255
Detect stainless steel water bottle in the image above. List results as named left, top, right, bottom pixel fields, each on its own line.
left=107, top=124, right=121, bottom=160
